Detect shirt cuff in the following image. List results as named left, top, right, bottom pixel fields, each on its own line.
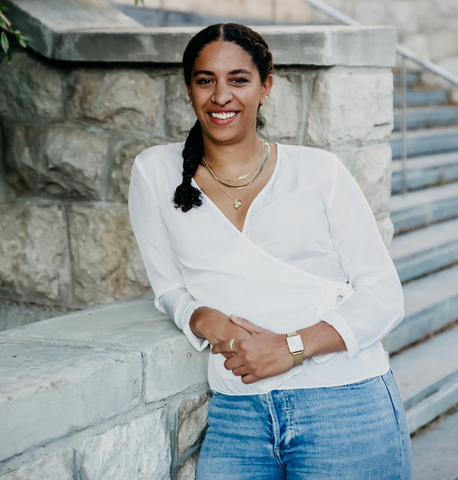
left=181, top=302, right=210, bottom=352
left=318, top=310, right=360, bottom=358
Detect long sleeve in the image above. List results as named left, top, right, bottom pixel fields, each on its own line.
left=128, top=157, right=209, bottom=351
left=318, top=155, right=404, bottom=358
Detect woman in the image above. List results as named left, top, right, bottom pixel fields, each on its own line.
left=129, top=23, right=412, bottom=479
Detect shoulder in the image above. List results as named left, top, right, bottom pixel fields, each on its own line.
left=134, top=142, right=185, bottom=178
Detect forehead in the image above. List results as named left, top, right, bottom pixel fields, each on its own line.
left=193, top=40, right=257, bottom=74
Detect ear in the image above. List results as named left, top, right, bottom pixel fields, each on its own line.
left=185, top=83, right=193, bottom=106
left=262, top=74, right=273, bottom=98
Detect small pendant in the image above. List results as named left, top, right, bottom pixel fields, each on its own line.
left=233, top=199, right=243, bottom=210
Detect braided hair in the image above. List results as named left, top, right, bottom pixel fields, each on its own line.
left=173, top=23, right=274, bottom=212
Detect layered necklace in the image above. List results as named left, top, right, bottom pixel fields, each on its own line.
left=201, top=139, right=270, bottom=210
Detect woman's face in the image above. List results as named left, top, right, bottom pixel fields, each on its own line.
left=187, top=40, right=272, bottom=145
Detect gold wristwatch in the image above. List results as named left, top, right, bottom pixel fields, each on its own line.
left=286, top=331, right=304, bottom=367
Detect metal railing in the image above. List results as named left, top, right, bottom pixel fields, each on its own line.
left=303, top=0, right=458, bottom=195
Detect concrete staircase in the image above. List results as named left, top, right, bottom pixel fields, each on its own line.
left=388, top=70, right=458, bottom=478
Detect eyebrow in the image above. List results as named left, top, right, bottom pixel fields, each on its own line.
left=193, top=69, right=253, bottom=77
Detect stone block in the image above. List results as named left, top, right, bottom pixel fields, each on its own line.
left=429, top=30, right=458, bottom=62
left=376, top=216, right=395, bottom=249
left=330, top=149, right=357, bottom=176
left=261, top=73, right=313, bottom=143
left=356, top=145, right=392, bottom=219
left=67, top=204, right=150, bottom=305
left=306, top=67, right=393, bottom=147
left=178, top=392, right=210, bottom=454
left=354, top=1, right=388, bottom=26
left=0, top=449, right=74, bottom=480
left=77, top=409, right=171, bottom=480
left=0, top=51, right=65, bottom=122
left=67, top=70, right=161, bottom=132
left=5, top=125, right=109, bottom=199
left=387, top=2, right=419, bottom=34
left=0, top=342, right=142, bottom=461
left=0, top=203, right=70, bottom=305
left=177, top=452, right=199, bottom=480
left=107, top=138, right=153, bottom=202
left=165, top=75, right=197, bottom=141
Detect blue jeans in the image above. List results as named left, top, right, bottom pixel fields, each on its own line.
left=196, top=369, right=412, bottom=479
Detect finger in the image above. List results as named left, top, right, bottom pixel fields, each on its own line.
left=211, top=340, right=232, bottom=355
left=224, top=356, right=244, bottom=372
left=241, top=374, right=260, bottom=385
left=230, top=314, right=264, bottom=334
left=231, top=365, right=250, bottom=377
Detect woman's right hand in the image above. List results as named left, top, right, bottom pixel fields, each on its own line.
left=189, top=307, right=253, bottom=359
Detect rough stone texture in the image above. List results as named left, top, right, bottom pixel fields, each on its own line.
left=107, top=138, right=153, bottom=202
left=177, top=452, right=199, bottom=480
left=0, top=203, right=70, bottom=304
left=178, top=393, right=210, bottom=454
left=0, top=303, right=65, bottom=333
left=356, top=145, right=392, bottom=219
left=67, top=205, right=149, bottom=305
left=0, top=342, right=142, bottom=461
left=0, top=50, right=65, bottom=122
left=331, top=149, right=357, bottom=176
left=5, top=125, right=109, bottom=199
left=387, top=2, right=419, bottom=34
left=67, top=70, right=161, bottom=132
left=261, top=73, right=313, bottom=143
left=377, top=216, right=395, bottom=249
left=0, top=449, right=74, bottom=480
left=165, top=74, right=197, bottom=141
left=77, top=410, right=171, bottom=480
left=306, top=68, right=393, bottom=147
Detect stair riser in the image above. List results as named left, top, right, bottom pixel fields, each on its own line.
left=392, top=197, right=458, bottom=234
left=391, top=134, right=458, bottom=159
left=387, top=294, right=458, bottom=354
left=392, top=164, right=458, bottom=193
left=406, top=381, right=458, bottom=434
left=394, top=90, right=449, bottom=108
left=393, top=109, right=458, bottom=131
left=393, top=72, right=422, bottom=87
left=394, top=242, right=458, bottom=283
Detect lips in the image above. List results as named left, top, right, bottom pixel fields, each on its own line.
left=207, top=111, right=239, bottom=125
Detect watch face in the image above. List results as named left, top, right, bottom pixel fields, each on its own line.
left=287, top=335, right=304, bottom=352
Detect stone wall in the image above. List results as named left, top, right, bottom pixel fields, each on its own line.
left=0, top=17, right=397, bottom=328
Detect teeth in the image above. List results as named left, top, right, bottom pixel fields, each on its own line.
left=211, top=112, right=236, bottom=120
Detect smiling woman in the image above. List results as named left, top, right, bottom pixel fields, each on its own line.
left=128, top=23, right=412, bottom=479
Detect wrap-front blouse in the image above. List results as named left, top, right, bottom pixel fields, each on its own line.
left=128, top=142, right=404, bottom=395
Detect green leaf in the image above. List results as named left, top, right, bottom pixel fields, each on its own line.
left=18, top=35, right=28, bottom=48
left=1, top=30, right=9, bottom=54
left=0, top=17, right=6, bottom=29
left=0, top=5, right=9, bottom=12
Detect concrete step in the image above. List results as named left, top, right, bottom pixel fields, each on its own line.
left=411, top=409, right=458, bottom=480
left=391, top=324, right=458, bottom=433
left=393, top=88, right=449, bottom=108
left=387, top=264, right=458, bottom=353
left=393, top=106, right=458, bottom=131
left=390, top=217, right=458, bottom=283
left=391, top=126, right=458, bottom=159
left=391, top=182, right=458, bottom=234
left=392, top=152, right=458, bottom=193
left=393, top=70, right=422, bottom=87
left=390, top=182, right=458, bottom=234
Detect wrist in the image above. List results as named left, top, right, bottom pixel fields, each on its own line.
left=189, top=306, right=210, bottom=339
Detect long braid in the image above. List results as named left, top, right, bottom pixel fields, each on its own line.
left=173, top=120, right=203, bottom=212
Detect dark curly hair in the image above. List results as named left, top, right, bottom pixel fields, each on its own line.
left=173, top=23, right=274, bottom=212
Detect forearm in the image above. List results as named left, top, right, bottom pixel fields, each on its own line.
left=299, top=321, right=347, bottom=360
left=190, top=306, right=252, bottom=346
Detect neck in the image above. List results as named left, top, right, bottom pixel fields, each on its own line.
left=202, top=133, right=263, bottom=174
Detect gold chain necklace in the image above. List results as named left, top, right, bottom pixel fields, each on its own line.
left=203, top=140, right=270, bottom=210
left=202, top=140, right=268, bottom=189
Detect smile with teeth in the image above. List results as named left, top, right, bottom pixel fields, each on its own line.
left=210, top=112, right=236, bottom=120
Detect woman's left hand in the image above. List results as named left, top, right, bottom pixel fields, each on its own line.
left=211, top=314, right=295, bottom=384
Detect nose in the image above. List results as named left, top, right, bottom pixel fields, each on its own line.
left=212, top=84, right=233, bottom=104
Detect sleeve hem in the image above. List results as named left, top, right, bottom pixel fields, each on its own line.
left=319, top=310, right=360, bottom=358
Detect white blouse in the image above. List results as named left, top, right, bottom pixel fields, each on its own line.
left=128, top=142, right=404, bottom=395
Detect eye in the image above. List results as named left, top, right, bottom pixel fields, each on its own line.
left=231, top=77, right=249, bottom=85
left=196, top=78, right=213, bottom=85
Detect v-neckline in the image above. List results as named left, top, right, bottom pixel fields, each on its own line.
left=191, top=143, right=282, bottom=236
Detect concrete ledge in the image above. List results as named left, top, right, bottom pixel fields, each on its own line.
left=0, top=294, right=209, bottom=460
left=4, top=0, right=396, bottom=65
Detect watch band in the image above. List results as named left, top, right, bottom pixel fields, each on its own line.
left=292, top=350, right=304, bottom=368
